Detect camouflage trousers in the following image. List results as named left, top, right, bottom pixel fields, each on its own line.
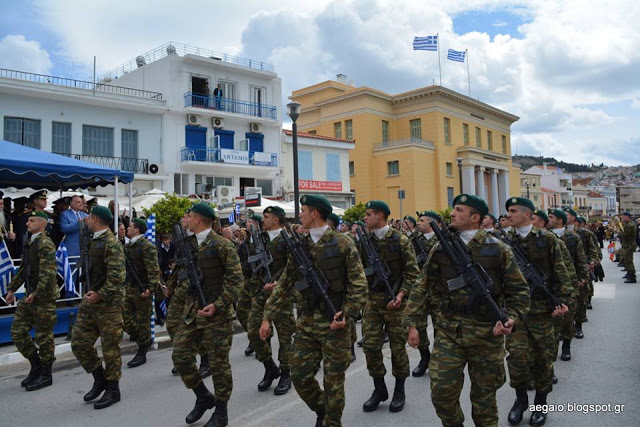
left=122, top=286, right=152, bottom=347
left=506, top=312, right=556, bottom=394
left=172, top=316, right=234, bottom=401
left=555, top=294, right=576, bottom=342
left=290, top=313, right=352, bottom=427
left=247, top=290, right=296, bottom=370
left=414, top=299, right=431, bottom=351
left=362, top=293, right=409, bottom=379
left=623, top=247, right=636, bottom=275
left=429, top=317, right=506, bottom=427
left=166, top=283, right=208, bottom=358
left=574, top=283, right=589, bottom=324
left=11, top=300, right=57, bottom=364
left=236, top=284, right=253, bottom=332
left=71, top=302, right=123, bottom=381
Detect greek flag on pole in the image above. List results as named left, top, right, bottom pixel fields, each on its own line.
left=56, top=240, right=75, bottom=293
left=145, top=214, right=156, bottom=244
left=447, top=49, right=466, bottom=62
left=0, top=240, right=15, bottom=295
left=228, top=209, right=235, bottom=224
left=413, top=35, right=438, bottom=51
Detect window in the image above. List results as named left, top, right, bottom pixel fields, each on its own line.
left=52, top=122, right=71, bottom=155
left=410, top=119, right=422, bottom=140
left=256, top=179, right=273, bottom=196
left=487, top=131, right=493, bottom=150
left=382, top=120, right=389, bottom=144
left=121, top=129, right=138, bottom=172
left=502, top=135, right=507, bottom=153
left=349, top=161, right=355, bottom=175
left=345, top=120, right=353, bottom=140
left=463, top=123, right=469, bottom=146
left=534, top=195, right=539, bottom=201
left=82, top=125, right=113, bottom=156
left=444, top=118, right=451, bottom=144
left=214, top=177, right=233, bottom=186
left=446, top=162, right=453, bottom=176
left=447, top=187, right=455, bottom=207
left=387, top=160, right=399, bottom=175
left=298, top=150, right=313, bottom=180
left=4, top=117, right=41, bottom=148
left=174, top=173, right=189, bottom=195
left=475, top=127, right=481, bottom=148
left=334, top=122, right=342, bottom=139
left=326, top=153, right=341, bottom=182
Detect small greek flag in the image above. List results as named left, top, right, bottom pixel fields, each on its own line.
left=228, top=209, right=235, bottom=224
left=145, top=214, right=156, bottom=244
left=0, top=239, right=15, bottom=295
left=159, top=298, right=168, bottom=316
left=413, top=35, right=438, bottom=51
left=56, top=240, right=75, bottom=293
left=447, top=49, right=466, bottom=62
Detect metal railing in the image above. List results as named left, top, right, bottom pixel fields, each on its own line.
left=184, top=93, right=277, bottom=120
left=374, top=138, right=436, bottom=151
left=95, top=41, right=274, bottom=82
left=180, top=147, right=278, bottom=167
left=0, top=68, right=163, bottom=100
left=56, top=153, right=149, bottom=173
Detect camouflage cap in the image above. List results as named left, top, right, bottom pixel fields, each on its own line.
left=133, top=218, right=148, bottom=233
left=563, top=207, right=578, bottom=218
left=505, top=196, right=535, bottom=212
left=30, top=211, right=48, bottom=220
left=365, top=200, right=390, bottom=215
left=548, top=209, right=567, bottom=224
left=452, top=193, right=489, bottom=215
left=532, top=209, right=549, bottom=224
left=300, top=195, right=332, bottom=214
left=403, top=215, right=417, bottom=225
left=190, top=202, right=217, bottom=220
left=417, top=210, right=442, bottom=223
left=29, top=189, right=48, bottom=201
left=91, top=205, right=113, bottom=223
left=263, top=206, right=285, bottom=216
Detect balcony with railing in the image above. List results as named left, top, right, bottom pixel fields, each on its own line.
left=184, top=93, right=277, bottom=120
left=56, top=153, right=149, bottom=174
left=180, top=147, right=278, bottom=167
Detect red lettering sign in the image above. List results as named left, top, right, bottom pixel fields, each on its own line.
left=298, top=180, right=342, bottom=191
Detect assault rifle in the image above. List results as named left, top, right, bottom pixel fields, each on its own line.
left=79, top=222, right=92, bottom=292
left=247, top=224, right=273, bottom=285
left=413, top=234, right=429, bottom=267
left=21, top=231, right=32, bottom=295
left=429, top=220, right=508, bottom=325
left=356, top=227, right=395, bottom=302
left=125, top=254, right=147, bottom=293
left=173, top=223, right=207, bottom=308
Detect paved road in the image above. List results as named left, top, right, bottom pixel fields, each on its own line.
left=1, top=249, right=638, bottom=426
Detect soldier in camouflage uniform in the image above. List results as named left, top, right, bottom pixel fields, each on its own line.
left=246, top=206, right=296, bottom=395
left=409, top=210, right=443, bottom=378
left=5, top=211, right=59, bottom=391
left=237, top=215, right=259, bottom=357
left=621, top=212, right=637, bottom=283
left=172, top=203, right=243, bottom=427
left=405, top=194, right=530, bottom=427
left=402, top=215, right=417, bottom=238
left=359, top=201, right=419, bottom=413
left=122, top=218, right=161, bottom=368
left=71, top=206, right=126, bottom=409
left=576, top=216, right=602, bottom=307
left=504, top=198, right=571, bottom=426
left=260, top=195, right=368, bottom=427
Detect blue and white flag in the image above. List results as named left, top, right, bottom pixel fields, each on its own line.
left=159, top=298, right=168, bottom=317
left=413, top=35, right=438, bottom=51
left=228, top=209, right=235, bottom=224
left=447, top=49, right=466, bottom=62
left=145, top=214, right=156, bottom=244
left=0, top=239, right=15, bottom=295
left=56, top=240, right=75, bottom=293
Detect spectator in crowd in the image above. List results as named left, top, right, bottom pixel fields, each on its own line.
left=213, top=83, right=223, bottom=110
left=59, top=195, right=89, bottom=258
left=108, top=200, right=130, bottom=229
left=117, top=223, right=129, bottom=246
left=220, top=226, right=236, bottom=244
left=157, top=233, right=175, bottom=276
left=0, top=195, right=16, bottom=247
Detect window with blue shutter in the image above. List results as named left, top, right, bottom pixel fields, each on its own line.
left=326, top=153, right=340, bottom=182
left=82, top=125, right=113, bottom=156
left=298, top=151, right=313, bottom=180
left=52, top=122, right=71, bottom=155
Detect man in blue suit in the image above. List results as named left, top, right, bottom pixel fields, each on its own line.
left=59, top=195, right=89, bottom=258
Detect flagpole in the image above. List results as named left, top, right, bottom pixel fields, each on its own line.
left=437, top=33, right=442, bottom=86
left=466, top=49, right=471, bottom=96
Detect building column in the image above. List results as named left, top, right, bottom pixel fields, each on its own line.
left=490, top=169, right=500, bottom=216
left=461, top=165, right=476, bottom=195
left=498, top=170, right=510, bottom=213
left=476, top=167, right=486, bottom=200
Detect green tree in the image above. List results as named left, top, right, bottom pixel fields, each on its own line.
left=342, top=202, right=366, bottom=224
left=437, top=207, right=452, bottom=223
left=142, top=193, right=194, bottom=235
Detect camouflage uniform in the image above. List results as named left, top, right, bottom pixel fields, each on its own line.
left=573, top=227, right=597, bottom=325
left=404, top=229, right=530, bottom=427
left=71, top=229, right=126, bottom=382
left=621, top=221, right=637, bottom=276
left=555, top=230, right=587, bottom=342
left=9, top=233, right=59, bottom=364
left=264, top=228, right=367, bottom=427
left=236, top=239, right=254, bottom=332
left=171, top=230, right=243, bottom=402
left=410, top=233, right=438, bottom=353
left=123, top=236, right=160, bottom=347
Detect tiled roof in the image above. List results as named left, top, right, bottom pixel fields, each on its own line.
left=573, top=178, right=593, bottom=186
left=587, top=191, right=604, bottom=198
left=283, top=129, right=354, bottom=143
left=541, top=187, right=556, bottom=193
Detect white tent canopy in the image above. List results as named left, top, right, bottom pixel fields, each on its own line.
left=217, top=198, right=296, bottom=217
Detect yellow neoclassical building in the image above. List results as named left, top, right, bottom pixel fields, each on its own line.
left=290, top=79, right=521, bottom=218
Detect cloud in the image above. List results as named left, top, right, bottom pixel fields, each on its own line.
left=0, top=34, right=53, bottom=74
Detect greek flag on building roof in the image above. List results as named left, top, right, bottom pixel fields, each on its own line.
left=413, top=35, right=438, bottom=51
left=145, top=214, right=156, bottom=244
left=0, top=239, right=15, bottom=295
left=447, top=49, right=466, bottom=62
left=56, top=240, right=75, bottom=293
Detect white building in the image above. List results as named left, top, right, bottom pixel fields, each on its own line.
left=281, top=130, right=355, bottom=209
left=523, top=164, right=574, bottom=208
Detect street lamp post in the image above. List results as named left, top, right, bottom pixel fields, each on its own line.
left=287, top=101, right=302, bottom=224
left=456, top=158, right=463, bottom=193
left=525, top=181, right=530, bottom=199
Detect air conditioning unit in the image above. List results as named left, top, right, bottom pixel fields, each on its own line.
left=187, top=114, right=202, bottom=126
left=249, top=122, right=262, bottom=133
left=216, top=185, right=236, bottom=203
left=148, top=163, right=164, bottom=174
left=212, top=117, right=224, bottom=128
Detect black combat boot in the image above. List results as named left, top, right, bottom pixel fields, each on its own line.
left=274, top=368, right=292, bottom=395
left=560, top=339, right=571, bottom=361
left=357, top=338, right=364, bottom=347
left=94, top=380, right=120, bottom=409
left=171, top=366, right=179, bottom=375
left=389, top=377, right=406, bottom=413
left=351, top=343, right=356, bottom=363
left=625, top=276, right=637, bottom=283
left=25, top=362, right=52, bottom=391
left=244, top=343, right=254, bottom=356
left=204, top=399, right=228, bottom=427
left=529, top=392, right=548, bottom=426
left=186, top=382, right=216, bottom=424
left=412, top=347, right=431, bottom=377
left=552, top=374, right=558, bottom=384
left=315, top=410, right=325, bottom=427
left=574, top=323, right=584, bottom=339
left=363, top=376, right=388, bottom=412
left=507, top=387, right=529, bottom=425
left=258, top=358, right=280, bottom=391
left=84, top=366, right=106, bottom=402
left=21, top=352, right=42, bottom=387
left=127, top=343, right=149, bottom=368
left=199, top=355, right=212, bottom=379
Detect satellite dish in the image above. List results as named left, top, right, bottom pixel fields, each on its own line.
left=136, top=56, right=146, bottom=67
left=166, top=44, right=177, bottom=55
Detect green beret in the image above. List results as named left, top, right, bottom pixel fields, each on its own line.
left=327, top=212, right=341, bottom=225
left=355, top=221, right=365, bottom=227
left=342, top=220, right=352, bottom=227
left=417, top=210, right=442, bottom=223
left=403, top=215, right=416, bottom=225
left=622, top=212, right=632, bottom=217
left=190, top=202, right=217, bottom=220
left=563, top=207, right=577, bottom=218
left=29, top=190, right=48, bottom=201
left=577, top=216, right=587, bottom=224
left=499, top=214, right=508, bottom=220
left=250, top=213, right=263, bottom=222
left=91, top=206, right=113, bottom=223
left=452, top=193, right=489, bottom=215
left=30, top=211, right=48, bottom=220
left=365, top=200, right=390, bottom=216
left=263, top=206, right=285, bottom=216
left=532, top=209, right=549, bottom=224
left=300, top=195, right=332, bottom=214
left=549, top=209, right=567, bottom=224
left=133, top=218, right=147, bottom=232
left=505, top=196, right=535, bottom=212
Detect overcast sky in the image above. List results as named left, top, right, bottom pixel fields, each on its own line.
left=1, top=0, right=639, bottom=166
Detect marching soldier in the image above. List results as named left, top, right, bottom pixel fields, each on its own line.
left=577, top=216, right=602, bottom=306
left=327, top=212, right=341, bottom=230
left=237, top=214, right=260, bottom=357
left=481, top=213, right=501, bottom=239
left=5, top=211, right=58, bottom=391
left=259, top=195, right=368, bottom=427
left=621, top=212, right=637, bottom=283
left=71, top=206, right=126, bottom=409
left=402, top=215, right=417, bottom=237
left=499, top=213, right=513, bottom=233
left=172, top=203, right=243, bottom=427
left=405, top=194, right=530, bottom=427
left=123, top=218, right=161, bottom=368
